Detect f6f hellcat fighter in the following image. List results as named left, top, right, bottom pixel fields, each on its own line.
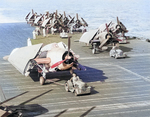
left=4, top=37, right=85, bottom=85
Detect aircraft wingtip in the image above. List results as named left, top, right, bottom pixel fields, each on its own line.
left=3, top=55, right=9, bottom=60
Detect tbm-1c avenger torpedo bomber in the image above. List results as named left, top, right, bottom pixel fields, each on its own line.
left=4, top=36, right=86, bottom=85
left=79, top=17, right=128, bottom=54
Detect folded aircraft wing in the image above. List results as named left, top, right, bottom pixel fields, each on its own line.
left=34, top=16, right=42, bottom=24
left=8, top=43, right=43, bottom=75
left=42, top=18, right=51, bottom=27
left=79, top=30, right=98, bottom=43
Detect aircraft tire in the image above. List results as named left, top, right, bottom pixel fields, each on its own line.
left=65, top=82, right=69, bottom=92
left=74, top=90, right=78, bottom=96
left=92, top=49, right=96, bottom=54
left=40, top=76, right=45, bottom=85
left=115, top=55, right=118, bottom=59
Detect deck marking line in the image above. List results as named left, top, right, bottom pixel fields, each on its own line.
left=115, top=65, right=150, bottom=83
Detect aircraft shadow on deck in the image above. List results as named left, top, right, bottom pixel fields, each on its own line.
left=1, top=90, right=52, bottom=117
left=106, top=46, right=133, bottom=52
left=9, top=104, right=48, bottom=117
left=74, top=66, right=108, bottom=83
left=88, top=45, right=133, bottom=54
left=119, top=46, right=133, bottom=52
left=29, top=70, right=72, bottom=82
left=29, top=66, right=107, bottom=83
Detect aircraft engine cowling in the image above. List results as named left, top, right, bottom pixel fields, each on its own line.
left=46, top=47, right=75, bottom=70
left=62, top=51, right=74, bottom=64
left=46, top=48, right=66, bottom=66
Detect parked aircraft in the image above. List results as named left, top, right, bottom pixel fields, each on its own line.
left=80, top=23, right=120, bottom=54
left=98, top=17, right=128, bottom=43
left=25, top=9, right=38, bottom=26
left=25, top=9, right=88, bottom=36
left=79, top=17, right=128, bottom=53
left=4, top=37, right=85, bottom=85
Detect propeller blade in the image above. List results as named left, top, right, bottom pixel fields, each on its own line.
left=68, top=17, right=75, bottom=25
left=59, top=14, right=63, bottom=20
left=68, top=36, right=71, bottom=54
left=99, top=38, right=109, bottom=48
left=25, top=12, right=31, bottom=19
left=122, top=31, right=125, bottom=36
left=117, top=17, right=120, bottom=24
left=81, top=17, right=88, bottom=26
left=32, top=9, right=34, bottom=14
left=115, top=38, right=122, bottom=42
left=106, top=23, right=109, bottom=33
left=77, top=63, right=86, bottom=71
left=121, top=23, right=128, bottom=32
left=56, top=10, right=58, bottom=15
left=76, top=13, right=79, bottom=20
left=64, top=11, right=66, bottom=17
left=69, top=15, right=72, bottom=19
left=55, top=10, right=58, bottom=19
left=51, top=59, right=66, bottom=68
left=107, top=21, right=112, bottom=27
left=54, top=10, right=57, bottom=19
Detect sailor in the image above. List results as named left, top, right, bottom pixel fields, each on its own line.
left=71, top=73, right=79, bottom=86
left=32, top=30, right=36, bottom=39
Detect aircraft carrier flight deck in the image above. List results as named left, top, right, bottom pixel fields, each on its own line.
left=0, top=37, right=150, bottom=117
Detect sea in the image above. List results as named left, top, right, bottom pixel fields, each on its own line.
left=0, top=0, right=150, bottom=58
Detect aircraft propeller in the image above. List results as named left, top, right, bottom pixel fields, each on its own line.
left=99, top=23, right=121, bottom=48
left=106, top=23, right=122, bottom=42
left=55, top=10, right=58, bottom=19
left=50, top=36, right=72, bottom=69
left=67, top=16, right=75, bottom=25
left=76, top=13, right=83, bottom=28
left=50, top=59, right=67, bottom=69
left=117, top=17, right=128, bottom=32
left=32, top=9, right=34, bottom=14
left=64, top=11, right=66, bottom=18
left=117, top=17, right=120, bottom=26
left=25, top=12, right=31, bottom=20
left=76, top=13, right=80, bottom=24
left=81, top=17, right=88, bottom=27
left=99, top=23, right=111, bottom=48
left=69, top=15, right=72, bottom=19
left=76, top=13, right=79, bottom=21
left=67, top=36, right=71, bottom=54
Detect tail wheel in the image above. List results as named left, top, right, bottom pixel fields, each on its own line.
left=40, top=76, right=45, bottom=85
